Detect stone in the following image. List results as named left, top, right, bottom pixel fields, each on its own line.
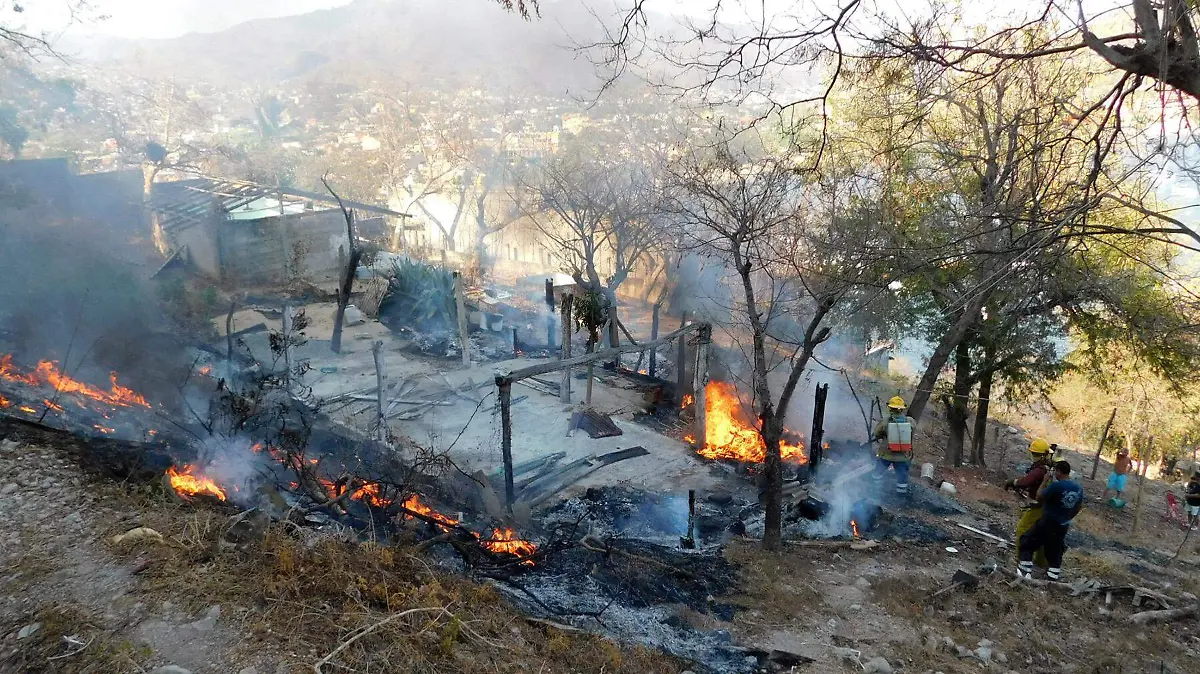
left=186, top=605, right=221, bottom=633
left=850, top=604, right=863, bottom=610
left=0, top=439, right=19, bottom=453
left=1, top=483, right=16, bottom=496
left=863, top=656, right=893, bottom=674
left=832, top=647, right=861, bottom=664
left=149, top=668, right=193, bottom=674
left=705, top=491, right=734, bottom=506
left=854, top=577, right=872, bottom=590
left=237, top=668, right=259, bottom=674
left=17, top=622, right=41, bottom=639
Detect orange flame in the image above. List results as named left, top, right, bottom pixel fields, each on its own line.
left=197, top=365, right=212, bottom=376
left=401, top=494, right=459, bottom=529
left=167, top=465, right=227, bottom=501
left=93, top=425, right=115, bottom=434
left=43, top=399, right=65, bottom=413
left=0, top=394, right=9, bottom=408
left=19, top=406, right=35, bottom=414
left=850, top=520, right=860, bottom=538
left=681, top=393, right=695, bottom=409
left=694, top=381, right=806, bottom=463
left=481, top=528, right=537, bottom=564
left=0, top=355, right=150, bottom=409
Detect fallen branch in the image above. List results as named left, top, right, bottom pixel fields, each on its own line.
left=1129, top=604, right=1199, bottom=625
left=955, top=522, right=1011, bottom=545
left=313, top=607, right=449, bottom=673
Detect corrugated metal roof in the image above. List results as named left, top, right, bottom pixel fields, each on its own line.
left=149, top=176, right=413, bottom=234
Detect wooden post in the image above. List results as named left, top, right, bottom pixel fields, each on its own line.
left=559, top=294, right=573, bottom=403
left=1089, top=407, right=1118, bottom=480
left=496, top=375, right=515, bottom=511
left=371, top=340, right=386, bottom=441
left=692, top=324, right=711, bottom=448
left=545, top=279, right=556, bottom=350
left=1133, top=436, right=1152, bottom=534
left=585, top=362, right=595, bottom=406
left=648, top=302, right=660, bottom=378
left=225, top=300, right=236, bottom=364
left=809, top=383, right=829, bottom=475
left=676, top=311, right=690, bottom=403
left=453, top=271, right=470, bottom=366
left=512, top=327, right=519, bottom=357
left=281, top=304, right=294, bottom=394
left=609, top=306, right=620, bottom=369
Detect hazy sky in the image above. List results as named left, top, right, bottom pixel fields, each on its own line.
left=18, top=0, right=353, bottom=39
left=15, top=0, right=1128, bottom=40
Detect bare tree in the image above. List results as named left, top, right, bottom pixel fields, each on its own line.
left=528, top=134, right=664, bottom=296
left=664, top=141, right=881, bottom=550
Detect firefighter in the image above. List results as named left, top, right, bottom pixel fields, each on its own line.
left=1004, top=438, right=1055, bottom=568
left=1018, top=460, right=1083, bottom=581
left=872, top=396, right=914, bottom=496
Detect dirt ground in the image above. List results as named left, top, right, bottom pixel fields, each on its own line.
left=0, top=434, right=684, bottom=674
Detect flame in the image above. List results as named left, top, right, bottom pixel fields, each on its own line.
left=43, top=399, right=65, bottom=413
left=850, top=520, right=860, bottom=538
left=0, top=394, right=9, bottom=407
left=19, top=406, right=35, bottom=414
left=0, top=355, right=150, bottom=409
left=167, top=465, right=227, bottom=501
left=93, top=425, right=115, bottom=434
left=681, top=393, right=695, bottom=409
left=197, top=365, right=212, bottom=376
left=481, top=528, right=537, bottom=564
left=401, top=494, right=459, bottom=529
left=693, top=381, right=807, bottom=463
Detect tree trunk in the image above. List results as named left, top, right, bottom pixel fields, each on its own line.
left=908, top=293, right=989, bottom=421
left=760, top=413, right=784, bottom=551
left=970, top=364, right=994, bottom=466
left=945, top=340, right=972, bottom=467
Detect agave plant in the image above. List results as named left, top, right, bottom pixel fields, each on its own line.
left=378, top=258, right=456, bottom=332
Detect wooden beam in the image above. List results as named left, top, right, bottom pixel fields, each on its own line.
left=1089, top=407, right=1117, bottom=480
left=497, top=323, right=704, bottom=384
left=692, top=323, right=711, bottom=448
left=371, top=340, right=386, bottom=442
left=454, top=271, right=470, bottom=366
left=676, top=311, right=690, bottom=402
left=559, top=294, right=573, bottom=403
left=496, top=375, right=515, bottom=511
left=648, top=303, right=660, bottom=378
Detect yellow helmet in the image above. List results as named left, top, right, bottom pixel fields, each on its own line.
left=1029, top=438, right=1051, bottom=455
left=887, top=396, right=907, bottom=411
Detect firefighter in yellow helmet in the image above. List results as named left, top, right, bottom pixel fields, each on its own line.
left=872, top=396, right=914, bottom=496
left=1004, top=438, right=1055, bottom=569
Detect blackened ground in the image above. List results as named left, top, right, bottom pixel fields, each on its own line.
left=532, top=538, right=740, bottom=615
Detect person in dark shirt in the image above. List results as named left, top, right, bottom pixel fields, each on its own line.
left=1018, top=460, right=1083, bottom=582
left=1185, top=471, right=1200, bottom=530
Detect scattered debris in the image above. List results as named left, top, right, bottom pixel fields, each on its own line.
left=577, top=409, right=624, bottom=438
left=111, top=527, right=164, bottom=545
left=16, top=623, right=41, bottom=640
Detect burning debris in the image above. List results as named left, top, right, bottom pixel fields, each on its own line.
left=0, top=355, right=151, bottom=410
left=686, top=381, right=806, bottom=463
left=167, top=464, right=228, bottom=501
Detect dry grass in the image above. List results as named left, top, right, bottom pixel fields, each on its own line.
left=721, top=539, right=825, bottom=634
left=2, top=605, right=152, bottom=674
left=106, top=501, right=684, bottom=674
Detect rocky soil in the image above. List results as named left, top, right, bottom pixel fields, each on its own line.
left=0, top=436, right=276, bottom=674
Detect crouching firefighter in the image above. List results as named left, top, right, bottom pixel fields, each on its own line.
left=1004, top=438, right=1055, bottom=569
left=873, top=396, right=914, bottom=496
